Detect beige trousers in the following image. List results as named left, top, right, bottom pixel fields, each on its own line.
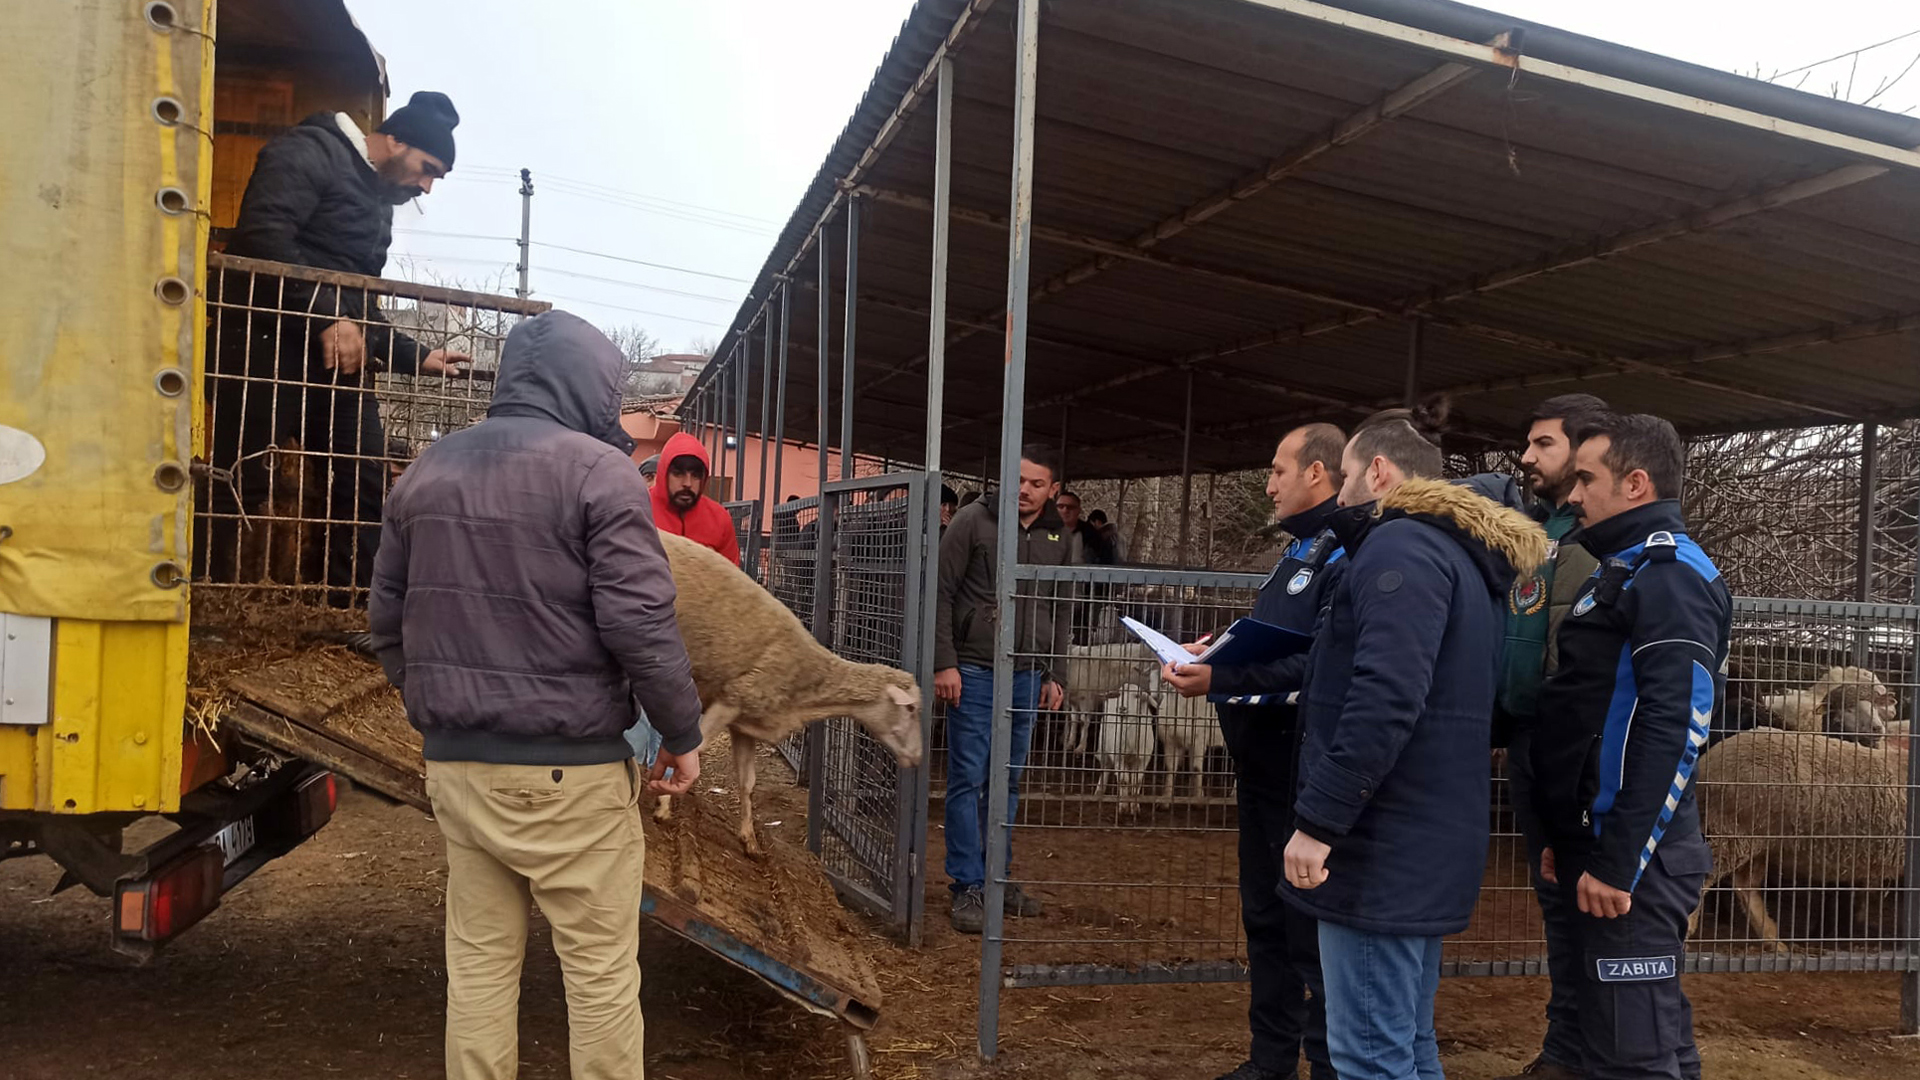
left=427, top=758, right=646, bottom=1080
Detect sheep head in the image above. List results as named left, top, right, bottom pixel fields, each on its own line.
left=848, top=671, right=925, bottom=768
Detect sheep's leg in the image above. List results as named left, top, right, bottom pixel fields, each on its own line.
left=1157, top=741, right=1181, bottom=810
left=734, top=732, right=763, bottom=859
left=1731, top=859, right=1788, bottom=954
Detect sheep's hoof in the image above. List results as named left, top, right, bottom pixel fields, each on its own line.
left=652, top=799, right=673, bottom=824
left=740, top=831, right=765, bottom=860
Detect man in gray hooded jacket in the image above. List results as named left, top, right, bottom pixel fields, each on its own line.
left=370, top=310, right=703, bottom=1080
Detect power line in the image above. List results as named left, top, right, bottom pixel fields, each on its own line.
left=1771, top=28, right=1920, bottom=81
left=392, top=227, right=754, bottom=284
left=460, top=166, right=782, bottom=226
left=537, top=292, right=730, bottom=327
left=390, top=252, right=740, bottom=304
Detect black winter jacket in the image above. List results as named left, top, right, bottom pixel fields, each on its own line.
left=1530, top=501, right=1730, bottom=893
left=1285, top=480, right=1547, bottom=936
left=222, top=112, right=426, bottom=372
left=1208, top=498, right=1346, bottom=792
left=934, top=498, right=1076, bottom=677
left=369, top=312, right=703, bottom=765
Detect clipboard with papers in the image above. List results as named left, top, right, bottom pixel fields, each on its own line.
left=1120, top=615, right=1311, bottom=670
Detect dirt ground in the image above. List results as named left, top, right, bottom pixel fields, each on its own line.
left=4, top=758, right=1917, bottom=1080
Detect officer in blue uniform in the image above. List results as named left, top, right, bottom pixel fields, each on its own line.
left=1164, top=423, right=1349, bottom=1080
left=1531, top=413, right=1729, bottom=1080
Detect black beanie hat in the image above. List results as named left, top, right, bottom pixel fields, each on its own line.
left=378, top=91, right=459, bottom=169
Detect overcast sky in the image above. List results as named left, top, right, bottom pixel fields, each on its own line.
left=347, top=1, right=1920, bottom=354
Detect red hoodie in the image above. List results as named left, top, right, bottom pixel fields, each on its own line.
left=649, top=432, right=742, bottom=565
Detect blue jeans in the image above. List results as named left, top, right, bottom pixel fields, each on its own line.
left=1318, top=921, right=1444, bottom=1080
left=943, top=664, right=1040, bottom=892
left=624, top=711, right=661, bottom=767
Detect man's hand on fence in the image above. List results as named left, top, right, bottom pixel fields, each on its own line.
left=647, top=747, right=703, bottom=797
left=1283, top=830, right=1331, bottom=890
left=1039, top=679, right=1064, bottom=712
left=1577, top=871, right=1631, bottom=918
left=321, top=319, right=367, bottom=375
left=934, top=667, right=962, bottom=705
left=422, top=348, right=473, bottom=376
left=1539, top=845, right=1558, bottom=885
left=1161, top=660, right=1210, bottom=698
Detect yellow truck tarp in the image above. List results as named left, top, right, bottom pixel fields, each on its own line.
left=0, top=1, right=212, bottom=624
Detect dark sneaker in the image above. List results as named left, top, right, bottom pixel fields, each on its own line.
left=1214, top=1061, right=1293, bottom=1080
left=1005, top=883, right=1045, bottom=918
left=950, top=887, right=985, bottom=935
left=1493, top=1057, right=1588, bottom=1080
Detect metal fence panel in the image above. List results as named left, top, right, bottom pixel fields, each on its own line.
left=196, top=253, right=546, bottom=604
left=722, top=498, right=761, bottom=581
left=768, top=496, right=823, bottom=772
left=978, top=566, right=1920, bottom=1012
left=792, top=473, right=938, bottom=938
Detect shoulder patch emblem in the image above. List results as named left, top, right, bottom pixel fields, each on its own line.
left=1375, top=570, right=1403, bottom=594
left=1572, top=592, right=1597, bottom=616
left=1510, top=575, right=1547, bottom=615
left=1287, top=568, right=1314, bottom=595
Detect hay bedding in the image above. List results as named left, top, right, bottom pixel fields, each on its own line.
left=183, top=588, right=880, bottom=1010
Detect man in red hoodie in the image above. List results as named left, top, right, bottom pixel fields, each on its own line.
left=650, top=431, right=742, bottom=565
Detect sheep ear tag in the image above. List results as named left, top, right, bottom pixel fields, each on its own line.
left=1286, top=569, right=1313, bottom=595
left=886, top=683, right=917, bottom=705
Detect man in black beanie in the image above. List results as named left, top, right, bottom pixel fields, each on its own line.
left=208, top=90, right=470, bottom=602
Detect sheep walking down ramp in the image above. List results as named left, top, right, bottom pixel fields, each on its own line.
left=654, top=532, right=925, bottom=858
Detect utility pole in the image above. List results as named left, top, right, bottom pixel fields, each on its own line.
left=515, top=168, right=534, bottom=299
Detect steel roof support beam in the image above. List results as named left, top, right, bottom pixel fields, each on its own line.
left=1237, top=0, right=1920, bottom=175
left=857, top=46, right=1490, bottom=398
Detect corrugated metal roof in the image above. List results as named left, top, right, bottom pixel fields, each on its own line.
left=688, top=0, right=1920, bottom=478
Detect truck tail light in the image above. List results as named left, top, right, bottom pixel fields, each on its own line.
left=292, top=772, right=336, bottom=838
left=116, top=845, right=222, bottom=943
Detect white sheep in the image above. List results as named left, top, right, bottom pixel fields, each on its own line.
left=1693, top=727, right=1910, bottom=951
left=1153, top=679, right=1223, bottom=807
left=1758, top=665, right=1894, bottom=741
left=652, top=532, right=924, bottom=857
left=1093, top=686, right=1159, bottom=818
left=1058, top=641, right=1158, bottom=754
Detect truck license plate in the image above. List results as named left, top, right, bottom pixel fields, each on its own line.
left=213, top=817, right=257, bottom=868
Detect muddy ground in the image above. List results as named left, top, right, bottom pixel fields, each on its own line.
left=3, top=761, right=1917, bottom=1080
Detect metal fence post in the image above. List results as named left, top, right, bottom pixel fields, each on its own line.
left=1905, top=481, right=1920, bottom=1034
left=842, top=196, right=862, bottom=481
left=1178, top=369, right=1194, bottom=567
left=911, top=54, right=955, bottom=949
left=1404, top=316, right=1425, bottom=405
left=758, top=300, right=774, bottom=561
left=981, top=0, right=1040, bottom=1060
left=819, top=224, right=832, bottom=499
left=772, top=283, right=791, bottom=547
left=737, top=323, right=752, bottom=507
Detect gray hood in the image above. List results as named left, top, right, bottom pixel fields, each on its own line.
left=487, top=311, right=637, bottom=454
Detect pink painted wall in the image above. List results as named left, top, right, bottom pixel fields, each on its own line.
left=619, top=412, right=881, bottom=504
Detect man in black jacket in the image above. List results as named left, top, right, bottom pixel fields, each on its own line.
left=208, top=91, right=468, bottom=597
left=1163, top=423, right=1347, bottom=1080
left=1282, top=406, right=1547, bottom=1080
left=1531, top=413, right=1728, bottom=1080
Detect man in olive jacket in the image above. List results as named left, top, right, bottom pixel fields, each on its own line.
left=934, top=445, right=1075, bottom=933
left=1473, top=393, right=1610, bottom=1080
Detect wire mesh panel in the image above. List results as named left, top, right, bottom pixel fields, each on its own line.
left=722, top=498, right=761, bottom=581
left=768, top=496, right=823, bottom=772
left=992, top=564, right=1263, bottom=987
left=1687, top=598, right=1919, bottom=973
left=981, top=570, right=1920, bottom=999
left=805, top=473, right=935, bottom=936
left=196, top=253, right=547, bottom=603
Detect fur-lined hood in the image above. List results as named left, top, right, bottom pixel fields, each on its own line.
left=1336, top=477, right=1550, bottom=596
